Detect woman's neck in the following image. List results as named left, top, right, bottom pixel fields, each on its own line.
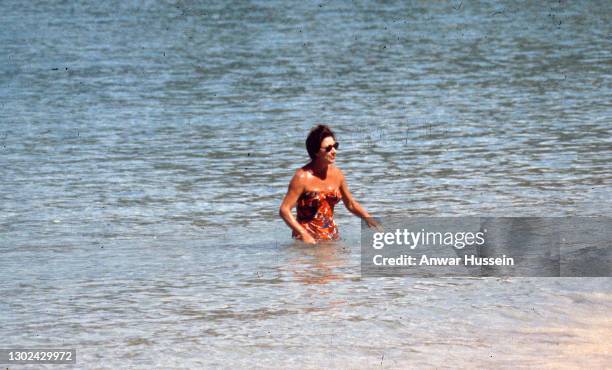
left=309, top=158, right=329, bottom=179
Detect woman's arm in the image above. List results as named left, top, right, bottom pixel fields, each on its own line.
left=279, top=170, right=316, bottom=244
left=339, top=171, right=380, bottom=229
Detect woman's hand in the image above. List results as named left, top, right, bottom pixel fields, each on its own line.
left=365, top=218, right=383, bottom=232
left=301, top=231, right=317, bottom=245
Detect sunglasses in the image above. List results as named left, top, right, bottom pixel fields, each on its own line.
left=321, top=142, right=339, bottom=152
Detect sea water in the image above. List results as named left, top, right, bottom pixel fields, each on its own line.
left=1, top=0, right=610, bottom=367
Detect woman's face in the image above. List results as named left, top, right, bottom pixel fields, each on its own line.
left=318, top=136, right=337, bottom=164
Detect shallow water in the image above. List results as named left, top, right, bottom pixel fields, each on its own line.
left=1, top=0, right=611, bottom=368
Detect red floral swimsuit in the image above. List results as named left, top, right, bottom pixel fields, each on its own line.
left=292, top=190, right=342, bottom=241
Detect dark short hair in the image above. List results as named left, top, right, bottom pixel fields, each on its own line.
left=306, top=124, right=336, bottom=160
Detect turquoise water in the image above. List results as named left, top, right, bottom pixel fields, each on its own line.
left=1, top=0, right=611, bottom=367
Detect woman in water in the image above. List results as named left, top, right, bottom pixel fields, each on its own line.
left=279, top=125, right=379, bottom=244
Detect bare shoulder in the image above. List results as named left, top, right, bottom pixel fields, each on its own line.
left=294, top=167, right=310, bottom=179
left=332, top=166, right=346, bottom=181
left=291, top=167, right=310, bottom=185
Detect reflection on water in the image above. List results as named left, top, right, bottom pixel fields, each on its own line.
left=284, top=241, right=351, bottom=285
